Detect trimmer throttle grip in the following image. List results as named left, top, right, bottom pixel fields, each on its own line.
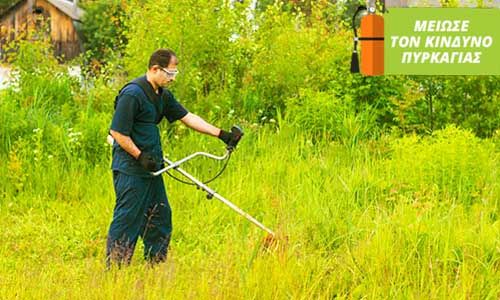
left=227, top=125, right=243, bottom=151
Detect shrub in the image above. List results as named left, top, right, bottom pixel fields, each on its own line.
left=387, top=125, right=498, bottom=205
left=0, top=37, right=79, bottom=154
left=80, top=0, right=128, bottom=76
left=285, top=88, right=378, bottom=145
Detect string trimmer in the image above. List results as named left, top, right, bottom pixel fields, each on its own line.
left=151, top=126, right=276, bottom=242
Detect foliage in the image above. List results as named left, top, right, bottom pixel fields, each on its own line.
left=80, top=0, right=128, bottom=76
left=0, top=31, right=110, bottom=165
left=388, top=125, right=498, bottom=205
left=286, top=88, right=378, bottom=146
left=400, top=76, right=500, bottom=136
left=123, top=0, right=249, bottom=110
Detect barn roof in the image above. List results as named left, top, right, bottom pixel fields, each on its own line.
left=47, top=0, right=83, bottom=20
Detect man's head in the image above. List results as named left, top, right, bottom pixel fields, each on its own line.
left=147, top=49, right=179, bottom=88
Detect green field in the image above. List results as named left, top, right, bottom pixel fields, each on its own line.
left=1, top=1, right=499, bottom=298
left=1, top=122, right=498, bottom=298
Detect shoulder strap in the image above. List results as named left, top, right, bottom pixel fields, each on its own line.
left=114, top=77, right=163, bottom=124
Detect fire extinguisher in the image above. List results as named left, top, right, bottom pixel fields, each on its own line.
left=350, top=5, right=384, bottom=76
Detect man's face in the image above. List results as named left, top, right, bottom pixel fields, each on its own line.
left=152, top=57, right=179, bottom=87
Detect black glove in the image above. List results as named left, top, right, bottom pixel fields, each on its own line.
left=218, top=129, right=233, bottom=145
left=218, top=126, right=243, bottom=150
left=137, top=151, right=158, bottom=172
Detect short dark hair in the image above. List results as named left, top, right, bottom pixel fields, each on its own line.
left=148, top=49, right=177, bottom=69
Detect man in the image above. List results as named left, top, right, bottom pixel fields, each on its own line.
left=107, top=48, right=237, bottom=267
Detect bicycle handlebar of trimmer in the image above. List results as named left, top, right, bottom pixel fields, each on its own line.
left=151, top=150, right=230, bottom=176
left=151, top=125, right=244, bottom=176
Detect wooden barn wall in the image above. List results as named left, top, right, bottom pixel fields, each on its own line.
left=0, top=1, right=32, bottom=44
left=35, top=0, right=80, bottom=59
left=0, top=0, right=81, bottom=60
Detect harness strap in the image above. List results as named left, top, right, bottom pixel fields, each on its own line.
left=114, top=77, right=163, bottom=124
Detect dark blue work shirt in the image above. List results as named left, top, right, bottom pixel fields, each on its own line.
left=110, top=76, right=188, bottom=177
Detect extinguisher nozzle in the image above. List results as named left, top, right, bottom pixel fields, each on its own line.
left=350, top=51, right=360, bottom=73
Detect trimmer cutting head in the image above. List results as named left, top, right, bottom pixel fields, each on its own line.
left=261, top=232, right=288, bottom=252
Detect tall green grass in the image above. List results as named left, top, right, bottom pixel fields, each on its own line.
left=0, top=122, right=498, bottom=299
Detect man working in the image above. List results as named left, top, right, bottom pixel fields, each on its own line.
left=107, top=49, right=237, bottom=267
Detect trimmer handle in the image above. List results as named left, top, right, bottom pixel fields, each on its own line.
left=227, top=125, right=243, bottom=151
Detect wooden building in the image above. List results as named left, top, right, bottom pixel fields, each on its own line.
left=0, top=0, right=84, bottom=60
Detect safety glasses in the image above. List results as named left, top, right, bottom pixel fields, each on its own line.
left=160, top=67, right=179, bottom=78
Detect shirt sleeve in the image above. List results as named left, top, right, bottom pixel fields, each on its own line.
left=163, top=90, right=189, bottom=123
left=110, top=93, right=139, bottom=136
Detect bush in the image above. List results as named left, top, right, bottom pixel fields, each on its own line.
left=0, top=33, right=110, bottom=167
left=0, top=37, right=79, bottom=154
left=285, top=88, right=378, bottom=145
left=387, top=125, right=498, bottom=205
left=80, top=0, right=128, bottom=76
left=244, top=7, right=342, bottom=110
left=123, top=0, right=245, bottom=104
left=396, top=76, right=500, bottom=137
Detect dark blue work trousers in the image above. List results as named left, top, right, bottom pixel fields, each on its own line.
left=106, top=171, right=172, bottom=267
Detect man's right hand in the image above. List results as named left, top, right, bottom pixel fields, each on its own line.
left=137, top=152, right=158, bottom=171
